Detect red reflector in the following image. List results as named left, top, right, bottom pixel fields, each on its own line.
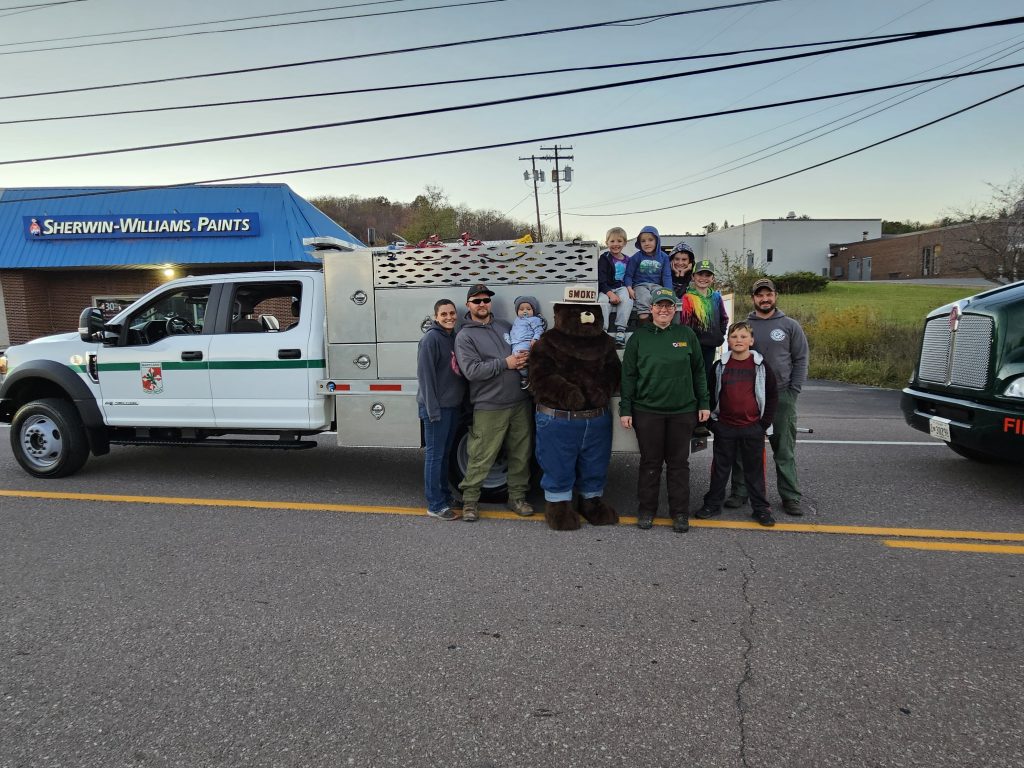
left=337, top=384, right=351, bottom=391
left=369, top=384, right=401, bottom=391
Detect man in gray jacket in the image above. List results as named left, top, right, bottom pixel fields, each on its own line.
left=454, top=284, right=534, bottom=521
left=726, top=278, right=809, bottom=515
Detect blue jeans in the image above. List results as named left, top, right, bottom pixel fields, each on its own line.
left=419, top=404, right=460, bottom=513
left=534, top=410, right=613, bottom=502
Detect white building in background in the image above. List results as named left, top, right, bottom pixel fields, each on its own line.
left=660, top=233, right=707, bottom=259
left=703, top=217, right=881, bottom=275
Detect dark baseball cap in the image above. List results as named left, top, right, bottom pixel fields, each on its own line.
left=466, top=283, right=495, bottom=300
left=694, top=259, right=715, bottom=275
left=751, top=278, right=776, bottom=294
left=650, top=287, right=679, bottom=305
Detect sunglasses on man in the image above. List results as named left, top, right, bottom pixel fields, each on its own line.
left=468, top=297, right=492, bottom=305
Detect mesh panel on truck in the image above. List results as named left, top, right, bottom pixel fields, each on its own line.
left=373, top=242, right=598, bottom=287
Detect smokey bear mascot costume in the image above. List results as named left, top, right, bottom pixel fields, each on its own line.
left=528, top=289, right=622, bottom=530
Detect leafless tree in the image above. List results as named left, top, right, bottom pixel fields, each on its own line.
left=947, top=174, right=1023, bottom=283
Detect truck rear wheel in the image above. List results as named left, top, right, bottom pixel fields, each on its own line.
left=448, top=425, right=509, bottom=503
left=11, top=398, right=90, bottom=478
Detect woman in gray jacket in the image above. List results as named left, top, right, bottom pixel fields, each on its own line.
left=416, top=299, right=466, bottom=520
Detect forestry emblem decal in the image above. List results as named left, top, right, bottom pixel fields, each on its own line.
left=141, top=363, right=164, bottom=395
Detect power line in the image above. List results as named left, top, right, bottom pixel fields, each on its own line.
left=3, top=20, right=1022, bottom=167
left=3, top=31, right=963, bottom=125
left=3, top=22, right=992, bottom=126
left=0, top=1, right=792, bottom=101
left=571, top=33, right=1024, bottom=210
left=0, top=0, right=414, bottom=48
left=569, top=81, right=1024, bottom=217
left=4, top=65, right=1022, bottom=207
left=0, top=0, right=510, bottom=57
left=0, top=0, right=84, bottom=9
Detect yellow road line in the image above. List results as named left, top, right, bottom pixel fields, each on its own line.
left=2, top=489, right=1023, bottom=543
left=883, top=540, right=1024, bottom=555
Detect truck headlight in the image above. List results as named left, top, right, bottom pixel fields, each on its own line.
left=1005, top=377, right=1024, bottom=399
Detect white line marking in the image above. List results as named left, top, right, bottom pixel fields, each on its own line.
left=796, top=440, right=942, bottom=446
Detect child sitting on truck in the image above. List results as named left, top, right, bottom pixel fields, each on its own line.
left=597, top=226, right=634, bottom=347
left=624, top=225, right=672, bottom=326
left=507, top=295, right=545, bottom=389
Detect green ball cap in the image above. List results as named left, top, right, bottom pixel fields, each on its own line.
left=650, top=287, right=679, bottom=305
left=694, top=259, right=715, bottom=274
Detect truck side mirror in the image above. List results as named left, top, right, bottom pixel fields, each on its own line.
left=78, top=307, right=106, bottom=342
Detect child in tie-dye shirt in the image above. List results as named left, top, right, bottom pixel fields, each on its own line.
left=680, top=258, right=729, bottom=402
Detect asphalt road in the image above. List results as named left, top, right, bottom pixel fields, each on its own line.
left=1, top=382, right=1022, bottom=768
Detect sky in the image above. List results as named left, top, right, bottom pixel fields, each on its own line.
left=0, top=0, right=1022, bottom=242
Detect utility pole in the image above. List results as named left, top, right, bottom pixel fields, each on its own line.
left=519, top=154, right=544, bottom=241
left=520, top=145, right=574, bottom=241
left=539, top=144, right=573, bottom=240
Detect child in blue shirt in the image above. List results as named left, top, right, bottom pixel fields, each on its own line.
left=624, top=225, right=672, bottom=325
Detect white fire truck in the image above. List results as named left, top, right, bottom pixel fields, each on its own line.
left=0, top=240, right=658, bottom=498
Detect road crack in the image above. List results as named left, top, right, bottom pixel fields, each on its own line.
left=735, top=540, right=757, bottom=768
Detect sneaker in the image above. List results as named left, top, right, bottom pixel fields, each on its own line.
left=636, top=512, right=654, bottom=530
left=753, top=510, right=776, bottom=527
left=694, top=506, right=720, bottom=520
left=447, top=496, right=464, bottom=512
left=427, top=507, right=459, bottom=521
left=509, top=498, right=534, bottom=517
left=782, top=499, right=803, bottom=517
left=672, top=515, right=690, bottom=533
left=462, top=502, right=480, bottom=522
left=614, top=330, right=626, bottom=347
left=724, top=494, right=748, bottom=509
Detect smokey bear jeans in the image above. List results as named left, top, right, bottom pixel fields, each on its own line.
left=534, top=409, right=613, bottom=502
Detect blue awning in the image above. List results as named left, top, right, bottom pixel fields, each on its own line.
left=0, top=184, right=363, bottom=268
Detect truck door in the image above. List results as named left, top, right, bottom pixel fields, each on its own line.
left=97, top=283, right=216, bottom=427
left=207, top=277, right=321, bottom=428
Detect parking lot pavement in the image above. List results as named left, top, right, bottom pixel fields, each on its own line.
left=1, top=382, right=1022, bottom=767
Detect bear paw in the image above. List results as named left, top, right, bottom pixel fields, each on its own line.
left=579, top=496, right=619, bottom=526
left=544, top=500, right=581, bottom=531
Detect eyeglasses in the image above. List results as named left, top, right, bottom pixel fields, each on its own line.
left=468, top=297, right=492, bottom=305
left=652, top=302, right=676, bottom=310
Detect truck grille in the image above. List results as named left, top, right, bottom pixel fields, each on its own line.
left=373, top=242, right=598, bottom=287
left=918, top=314, right=993, bottom=389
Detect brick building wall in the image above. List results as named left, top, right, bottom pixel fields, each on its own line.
left=829, top=221, right=1007, bottom=280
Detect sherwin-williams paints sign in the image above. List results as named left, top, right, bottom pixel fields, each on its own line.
left=24, top=213, right=261, bottom=240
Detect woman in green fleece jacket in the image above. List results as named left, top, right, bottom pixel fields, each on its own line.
left=619, top=288, right=711, bottom=533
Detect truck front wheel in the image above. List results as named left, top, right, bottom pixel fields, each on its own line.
left=11, top=398, right=90, bottom=478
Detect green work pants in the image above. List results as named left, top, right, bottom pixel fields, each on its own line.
left=732, top=389, right=800, bottom=503
left=459, top=400, right=532, bottom=503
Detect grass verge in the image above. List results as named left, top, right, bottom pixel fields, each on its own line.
left=731, top=282, right=985, bottom=388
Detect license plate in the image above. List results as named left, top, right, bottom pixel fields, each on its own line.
left=929, top=417, right=951, bottom=442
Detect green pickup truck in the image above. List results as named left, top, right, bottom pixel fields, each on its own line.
left=901, top=281, right=1024, bottom=463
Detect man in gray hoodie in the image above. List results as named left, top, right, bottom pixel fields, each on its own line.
left=453, top=284, right=535, bottom=521
left=726, top=278, right=809, bottom=515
